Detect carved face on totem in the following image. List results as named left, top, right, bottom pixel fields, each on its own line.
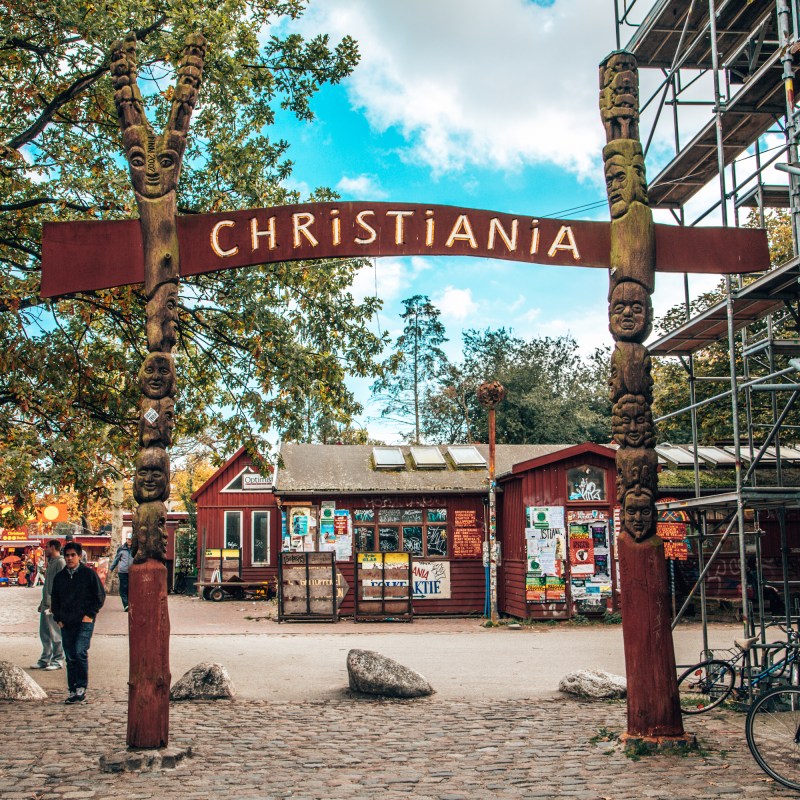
left=146, top=282, right=179, bottom=352
left=612, top=393, right=655, bottom=449
left=609, top=281, right=652, bottom=342
left=132, top=501, right=168, bottom=562
left=622, top=487, right=656, bottom=542
left=609, top=343, right=653, bottom=402
left=139, top=398, right=176, bottom=448
left=122, top=126, right=184, bottom=199
left=615, top=448, right=658, bottom=502
left=600, top=52, right=639, bottom=140
left=133, top=448, right=171, bottom=503
left=604, top=151, right=647, bottom=219
left=138, top=353, right=175, bottom=399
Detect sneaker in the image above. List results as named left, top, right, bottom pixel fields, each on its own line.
left=65, top=690, right=86, bottom=704
left=44, top=663, right=61, bottom=671
left=123, top=606, right=129, bottom=612
left=29, top=663, right=48, bottom=670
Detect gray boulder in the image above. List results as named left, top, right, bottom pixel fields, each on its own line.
left=347, top=649, right=434, bottom=698
left=170, top=662, right=234, bottom=700
left=559, top=669, right=627, bottom=699
left=0, top=662, right=47, bottom=700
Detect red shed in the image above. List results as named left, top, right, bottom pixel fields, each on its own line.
left=191, top=446, right=279, bottom=585
left=498, top=443, right=618, bottom=620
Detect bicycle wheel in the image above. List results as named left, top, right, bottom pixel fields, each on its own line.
left=746, top=686, right=800, bottom=791
left=677, top=659, right=736, bottom=714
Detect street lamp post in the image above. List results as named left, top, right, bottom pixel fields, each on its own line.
left=478, top=381, right=505, bottom=624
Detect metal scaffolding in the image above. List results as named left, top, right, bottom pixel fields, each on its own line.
left=614, top=0, right=800, bottom=657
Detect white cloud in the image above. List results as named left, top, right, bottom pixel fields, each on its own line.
left=434, top=286, right=478, bottom=320
left=337, top=174, right=388, bottom=199
left=350, top=256, right=432, bottom=305
left=517, top=307, right=541, bottom=324
left=508, top=294, right=526, bottom=313
left=300, top=0, right=616, bottom=181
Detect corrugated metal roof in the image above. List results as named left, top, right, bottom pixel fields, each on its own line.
left=276, top=443, right=576, bottom=494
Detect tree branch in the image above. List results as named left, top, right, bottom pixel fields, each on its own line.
left=0, top=197, right=117, bottom=213
left=4, top=15, right=168, bottom=151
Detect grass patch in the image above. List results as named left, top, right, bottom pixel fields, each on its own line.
left=590, top=726, right=619, bottom=745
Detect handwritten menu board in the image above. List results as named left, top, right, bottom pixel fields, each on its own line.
left=453, top=509, right=483, bottom=558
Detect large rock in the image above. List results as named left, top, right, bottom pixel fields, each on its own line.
left=170, top=662, right=234, bottom=700
left=347, top=649, right=434, bottom=698
left=559, top=669, right=627, bottom=699
left=0, top=662, right=47, bottom=700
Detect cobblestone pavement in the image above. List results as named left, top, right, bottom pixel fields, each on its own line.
left=0, top=691, right=791, bottom=800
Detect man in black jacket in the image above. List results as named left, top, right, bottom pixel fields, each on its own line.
left=50, top=542, right=106, bottom=704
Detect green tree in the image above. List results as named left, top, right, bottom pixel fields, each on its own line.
left=419, top=328, right=611, bottom=445
left=371, top=295, right=447, bottom=443
left=0, top=1, right=385, bottom=515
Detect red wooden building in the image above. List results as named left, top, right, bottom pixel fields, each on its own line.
left=192, top=442, right=621, bottom=617
left=497, top=443, right=619, bottom=620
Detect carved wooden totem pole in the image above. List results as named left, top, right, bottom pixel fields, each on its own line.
left=111, top=32, right=206, bottom=748
left=600, top=52, right=685, bottom=741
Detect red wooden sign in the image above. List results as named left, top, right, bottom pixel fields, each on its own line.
left=657, top=522, right=687, bottom=541
left=39, top=201, right=770, bottom=298
left=663, top=541, right=689, bottom=561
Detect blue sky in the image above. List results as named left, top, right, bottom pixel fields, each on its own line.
left=270, top=0, right=729, bottom=442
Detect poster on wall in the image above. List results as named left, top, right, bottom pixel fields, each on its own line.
left=412, top=560, right=451, bottom=599
left=288, top=507, right=313, bottom=553
left=319, top=520, right=336, bottom=552
left=526, top=506, right=564, bottom=530
left=525, top=575, right=546, bottom=602
left=545, top=576, right=566, bottom=602
left=525, top=507, right=565, bottom=588
left=453, top=509, right=483, bottom=558
left=334, top=510, right=353, bottom=560
left=569, top=535, right=595, bottom=575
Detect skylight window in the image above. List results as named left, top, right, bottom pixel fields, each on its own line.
left=447, top=446, right=486, bottom=468
left=655, top=445, right=696, bottom=466
left=372, top=447, right=406, bottom=469
left=410, top=446, right=447, bottom=469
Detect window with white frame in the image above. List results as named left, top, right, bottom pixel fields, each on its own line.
left=224, top=511, right=242, bottom=550
left=251, top=510, right=270, bottom=565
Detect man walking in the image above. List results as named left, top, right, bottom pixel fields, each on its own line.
left=50, top=542, right=105, bottom=704
left=30, top=539, right=66, bottom=671
left=109, top=529, right=133, bottom=611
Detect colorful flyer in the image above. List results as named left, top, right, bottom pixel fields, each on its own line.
left=569, top=535, right=595, bottom=575
left=545, top=576, right=566, bottom=602
left=526, top=574, right=546, bottom=602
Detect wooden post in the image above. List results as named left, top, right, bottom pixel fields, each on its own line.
left=126, top=559, right=170, bottom=747
left=478, top=381, right=505, bottom=624
left=600, top=52, right=685, bottom=741
left=111, top=32, right=206, bottom=748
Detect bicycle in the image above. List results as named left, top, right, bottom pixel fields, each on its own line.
left=676, top=625, right=800, bottom=715
left=746, top=685, right=800, bottom=792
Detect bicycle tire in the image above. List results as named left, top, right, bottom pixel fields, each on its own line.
left=677, top=659, right=736, bottom=714
left=746, top=686, right=800, bottom=792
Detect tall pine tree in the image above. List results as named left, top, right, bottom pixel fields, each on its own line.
left=372, top=295, right=447, bottom=443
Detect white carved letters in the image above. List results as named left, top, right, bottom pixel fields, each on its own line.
left=206, top=207, right=585, bottom=265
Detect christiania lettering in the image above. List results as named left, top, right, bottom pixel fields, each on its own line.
left=209, top=208, right=581, bottom=261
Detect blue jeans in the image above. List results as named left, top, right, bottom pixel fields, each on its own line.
left=118, top=572, right=129, bottom=608
left=61, top=621, right=94, bottom=693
